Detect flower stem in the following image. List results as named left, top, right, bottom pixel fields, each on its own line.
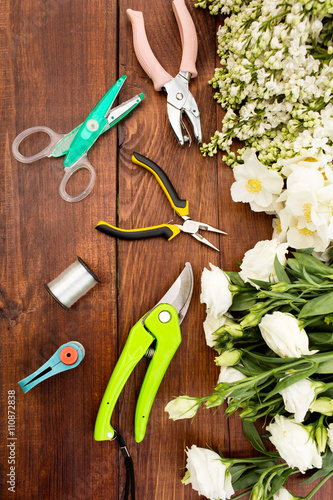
left=304, top=470, right=333, bottom=500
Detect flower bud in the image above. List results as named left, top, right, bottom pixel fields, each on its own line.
left=240, top=313, right=261, bottom=328
left=311, top=398, right=333, bottom=416
left=205, top=394, right=224, bottom=408
left=271, top=282, right=290, bottom=292
left=215, top=349, right=242, bottom=367
left=165, top=396, right=200, bottom=420
left=251, top=482, right=264, bottom=500
left=315, top=423, right=327, bottom=453
left=224, top=323, right=244, bottom=337
left=239, top=406, right=257, bottom=419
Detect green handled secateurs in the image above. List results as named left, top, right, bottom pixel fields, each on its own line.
left=96, top=153, right=226, bottom=251
left=94, top=262, right=193, bottom=443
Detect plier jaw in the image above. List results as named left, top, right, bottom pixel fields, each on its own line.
left=165, top=72, right=202, bottom=146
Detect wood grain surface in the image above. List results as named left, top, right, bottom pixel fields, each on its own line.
left=1, top=1, right=331, bottom=499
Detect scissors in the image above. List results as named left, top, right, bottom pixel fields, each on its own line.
left=12, top=76, right=144, bottom=202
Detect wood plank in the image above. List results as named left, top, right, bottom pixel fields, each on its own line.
left=1, top=0, right=332, bottom=498
left=1, top=0, right=119, bottom=498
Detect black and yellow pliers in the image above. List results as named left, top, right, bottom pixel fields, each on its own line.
left=96, top=153, right=226, bottom=251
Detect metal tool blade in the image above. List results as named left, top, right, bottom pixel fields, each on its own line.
left=155, top=262, right=193, bottom=324
left=105, top=93, right=144, bottom=127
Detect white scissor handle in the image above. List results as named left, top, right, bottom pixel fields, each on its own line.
left=12, top=126, right=65, bottom=163
left=59, top=155, right=96, bottom=203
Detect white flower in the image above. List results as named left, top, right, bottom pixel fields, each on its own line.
left=217, top=366, right=246, bottom=385
left=239, top=239, right=288, bottom=288
left=165, top=396, right=200, bottom=420
left=267, top=415, right=322, bottom=473
left=279, top=378, right=316, bottom=422
left=259, top=311, right=318, bottom=358
left=184, top=445, right=234, bottom=500
left=200, top=264, right=232, bottom=319
left=327, top=423, right=333, bottom=452
left=231, top=150, right=283, bottom=211
left=273, top=487, right=297, bottom=500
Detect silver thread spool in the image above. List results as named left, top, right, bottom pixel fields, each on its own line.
left=45, top=257, right=101, bottom=310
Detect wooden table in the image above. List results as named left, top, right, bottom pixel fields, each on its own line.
left=1, top=1, right=330, bottom=498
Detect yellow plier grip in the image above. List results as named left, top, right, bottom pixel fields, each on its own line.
left=131, top=152, right=189, bottom=217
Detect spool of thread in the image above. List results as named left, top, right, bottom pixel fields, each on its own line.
left=45, top=257, right=100, bottom=310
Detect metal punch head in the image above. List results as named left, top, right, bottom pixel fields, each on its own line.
left=165, top=72, right=202, bottom=146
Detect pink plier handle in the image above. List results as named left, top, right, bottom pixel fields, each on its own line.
left=172, top=0, right=198, bottom=78
left=127, top=0, right=198, bottom=92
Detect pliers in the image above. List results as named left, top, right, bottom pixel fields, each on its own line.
left=96, top=153, right=226, bottom=252
left=94, top=262, right=193, bottom=443
left=127, top=0, right=201, bottom=146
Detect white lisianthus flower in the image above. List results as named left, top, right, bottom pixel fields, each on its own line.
left=273, top=487, right=297, bottom=500
left=239, top=239, right=288, bottom=288
left=267, top=415, right=322, bottom=473
left=230, top=150, right=283, bottom=211
left=200, top=264, right=232, bottom=319
left=165, top=396, right=200, bottom=420
left=279, top=378, right=316, bottom=422
left=259, top=312, right=318, bottom=358
left=183, top=445, right=234, bottom=500
left=327, top=423, right=333, bottom=452
left=217, top=366, right=246, bottom=385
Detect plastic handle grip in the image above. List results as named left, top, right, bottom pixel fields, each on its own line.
left=132, top=152, right=189, bottom=217
left=135, top=304, right=182, bottom=443
left=59, top=155, right=96, bottom=203
left=96, top=222, right=181, bottom=241
left=172, top=0, right=198, bottom=78
left=12, top=126, right=65, bottom=163
left=127, top=9, right=172, bottom=91
left=94, top=322, right=153, bottom=441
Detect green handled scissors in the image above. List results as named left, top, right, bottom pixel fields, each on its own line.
left=12, top=75, right=144, bottom=202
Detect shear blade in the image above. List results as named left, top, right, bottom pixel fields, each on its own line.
left=156, top=262, right=193, bottom=324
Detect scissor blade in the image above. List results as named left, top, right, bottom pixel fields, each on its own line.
left=156, top=262, right=193, bottom=324
left=106, top=93, right=144, bottom=128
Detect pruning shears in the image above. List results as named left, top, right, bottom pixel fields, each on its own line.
left=127, top=0, right=201, bottom=146
left=96, top=153, right=226, bottom=251
left=94, top=262, right=193, bottom=443
left=12, top=76, right=144, bottom=202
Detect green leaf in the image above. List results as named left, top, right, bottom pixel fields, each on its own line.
left=293, top=252, right=333, bottom=277
left=302, top=267, right=323, bottom=285
left=230, top=292, right=257, bottom=311
left=315, top=360, right=333, bottom=374
left=264, top=364, right=317, bottom=400
left=242, top=420, right=267, bottom=454
left=274, top=255, right=291, bottom=284
left=308, top=331, right=333, bottom=346
left=299, top=292, right=333, bottom=318
left=232, top=471, right=262, bottom=491
left=227, top=271, right=248, bottom=288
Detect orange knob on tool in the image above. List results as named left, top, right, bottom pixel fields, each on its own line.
left=60, top=346, right=79, bottom=365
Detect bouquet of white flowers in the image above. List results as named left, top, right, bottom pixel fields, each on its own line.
left=166, top=241, right=333, bottom=499
left=195, top=0, right=333, bottom=254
